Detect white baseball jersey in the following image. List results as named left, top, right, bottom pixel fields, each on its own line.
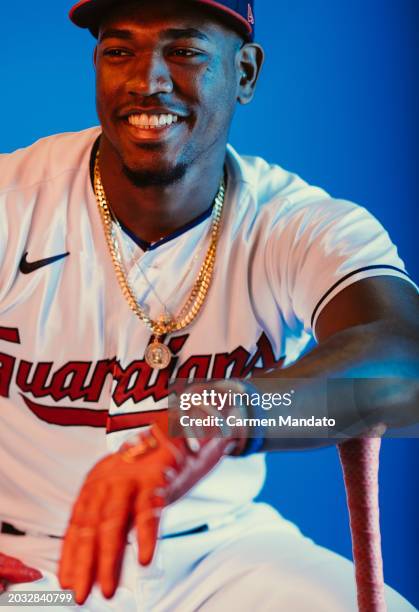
left=0, top=126, right=415, bottom=540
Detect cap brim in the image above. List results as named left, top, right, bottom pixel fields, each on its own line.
left=69, top=0, right=253, bottom=40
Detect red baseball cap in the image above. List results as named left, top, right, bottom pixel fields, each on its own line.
left=69, top=0, right=255, bottom=40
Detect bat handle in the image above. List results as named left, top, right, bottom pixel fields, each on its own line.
left=338, top=428, right=387, bottom=612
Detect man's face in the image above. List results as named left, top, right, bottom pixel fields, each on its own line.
left=95, top=0, right=244, bottom=185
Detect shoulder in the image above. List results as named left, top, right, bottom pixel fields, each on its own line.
left=225, top=144, right=367, bottom=228
left=0, top=127, right=101, bottom=277
left=0, top=127, right=101, bottom=194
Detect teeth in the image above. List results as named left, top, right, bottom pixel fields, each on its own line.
left=127, top=113, right=179, bottom=129
left=139, top=113, right=149, bottom=127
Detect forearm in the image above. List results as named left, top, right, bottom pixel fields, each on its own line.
left=247, top=320, right=419, bottom=451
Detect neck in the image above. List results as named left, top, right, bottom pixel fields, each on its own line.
left=97, top=137, right=227, bottom=244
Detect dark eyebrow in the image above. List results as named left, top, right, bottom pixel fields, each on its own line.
left=99, top=29, right=134, bottom=42
left=162, top=28, right=210, bottom=42
left=99, top=27, right=210, bottom=43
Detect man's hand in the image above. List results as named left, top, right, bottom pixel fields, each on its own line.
left=58, top=387, right=248, bottom=605
left=0, top=553, right=42, bottom=593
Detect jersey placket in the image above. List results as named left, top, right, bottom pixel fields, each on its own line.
left=104, top=231, right=185, bottom=451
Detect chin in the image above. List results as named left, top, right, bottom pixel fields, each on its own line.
left=122, top=160, right=188, bottom=188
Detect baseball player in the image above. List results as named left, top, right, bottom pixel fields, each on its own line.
left=0, top=1, right=418, bottom=610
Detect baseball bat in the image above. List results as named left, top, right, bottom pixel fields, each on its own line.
left=338, top=432, right=387, bottom=612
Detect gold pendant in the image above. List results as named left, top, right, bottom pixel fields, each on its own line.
left=145, top=338, right=172, bottom=370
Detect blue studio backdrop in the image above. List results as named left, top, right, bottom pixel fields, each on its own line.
left=1, top=0, right=418, bottom=608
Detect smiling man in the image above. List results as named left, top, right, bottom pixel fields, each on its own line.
left=0, top=1, right=418, bottom=611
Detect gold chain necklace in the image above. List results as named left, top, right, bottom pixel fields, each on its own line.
left=93, top=151, right=226, bottom=370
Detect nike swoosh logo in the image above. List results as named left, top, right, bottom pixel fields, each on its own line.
left=19, top=251, right=70, bottom=274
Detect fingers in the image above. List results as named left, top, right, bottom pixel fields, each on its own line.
left=59, top=481, right=135, bottom=605
left=97, top=489, right=134, bottom=600
left=1, top=566, right=42, bottom=584
left=68, top=525, right=97, bottom=605
left=59, top=484, right=107, bottom=605
left=135, top=491, right=164, bottom=566
left=58, top=521, right=81, bottom=590
left=0, top=554, right=42, bottom=584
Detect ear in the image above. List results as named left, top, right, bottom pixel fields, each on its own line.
left=93, top=46, right=98, bottom=68
left=236, top=43, right=265, bottom=105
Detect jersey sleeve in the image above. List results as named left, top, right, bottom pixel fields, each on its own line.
left=265, top=197, right=418, bottom=337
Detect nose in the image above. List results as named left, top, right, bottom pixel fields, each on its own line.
left=125, top=52, right=173, bottom=96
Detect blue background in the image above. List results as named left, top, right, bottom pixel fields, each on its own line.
left=1, top=0, right=418, bottom=608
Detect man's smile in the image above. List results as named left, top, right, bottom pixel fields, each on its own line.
left=116, top=106, right=190, bottom=142
left=127, top=112, right=179, bottom=128
left=122, top=113, right=186, bottom=142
